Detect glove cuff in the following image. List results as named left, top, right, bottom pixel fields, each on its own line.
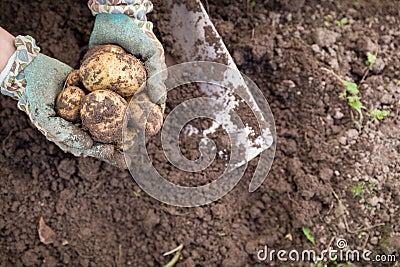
left=87, top=0, right=153, bottom=21
left=0, top=35, right=40, bottom=111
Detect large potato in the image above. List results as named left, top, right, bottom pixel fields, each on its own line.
left=79, top=48, right=147, bottom=97
left=55, top=86, right=85, bottom=122
left=80, top=90, right=128, bottom=144
left=82, top=44, right=125, bottom=61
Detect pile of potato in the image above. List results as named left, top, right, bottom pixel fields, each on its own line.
left=55, top=45, right=163, bottom=149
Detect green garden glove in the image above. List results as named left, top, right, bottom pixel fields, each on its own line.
left=89, top=13, right=167, bottom=107
left=1, top=36, right=126, bottom=168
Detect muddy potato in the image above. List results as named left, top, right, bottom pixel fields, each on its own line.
left=79, top=48, right=147, bottom=97
left=55, top=86, right=86, bottom=122
left=82, top=44, right=126, bottom=61
left=118, top=127, right=137, bottom=151
left=128, top=94, right=163, bottom=136
left=80, top=90, right=128, bottom=144
left=64, top=69, right=81, bottom=88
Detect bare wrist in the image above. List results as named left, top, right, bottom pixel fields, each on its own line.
left=0, top=27, right=16, bottom=72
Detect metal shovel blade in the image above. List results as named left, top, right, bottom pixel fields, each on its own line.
left=156, top=0, right=276, bottom=192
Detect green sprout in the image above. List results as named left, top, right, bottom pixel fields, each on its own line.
left=367, top=182, right=379, bottom=193
left=369, top=109, right=388, bottom=121
left=341, top=80, right=363, bottom=126
left=337, top=17, right=349, bottom=27
left=358, top=232, right=367, bottom=239
left=133, top=189, right=141, bottom=197
left=365, top=52, right=376, bottom=66
left=302, top=227, right=316, bottom=245
left=351, top=183, right=364, bottom=197
left=249, top=0, right=256, bottom=8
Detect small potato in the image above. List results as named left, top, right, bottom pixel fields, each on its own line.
left=79, top=49, right=147, bottom=97
left=80, top=90, right=128, bottom=144
left=118, top=127, right=137, bottom=151
left=64, top=70, right=81, bottom=88
left=128, top=94, right=163, bottom=136
left=55, top=86, right=85, bottom=122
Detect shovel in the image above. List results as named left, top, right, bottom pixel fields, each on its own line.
left=148, top=0, right=276, bottom=193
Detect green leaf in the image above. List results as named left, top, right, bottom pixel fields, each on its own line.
left=342, top=80, right=359, bottom=95
left=351, top=184, right=364, bottom=197
left=365, top=52, right=376, bottom=66
left=349, top=99, right=362, bottom=111
left=133, top=189, right=141, bottom=197
left=365, top=204, right=372, bottom=210
left=369, top=109, right=388, bottom=120
left=358, top=232, right=367, bottom=239
left=302, top=227, right=315, bottom=245
left=338, top=17, right=349, bottom=27
left=250, top=0, right=256, bottom=7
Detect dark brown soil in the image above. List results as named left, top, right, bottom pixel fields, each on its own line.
left=1, top=0, right=399, bottom=266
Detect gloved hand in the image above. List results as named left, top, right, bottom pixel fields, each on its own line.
left=0, top=1, right=166, bottom=168
left=87, top=0, right=167, bottom=108
left=88, top=13, right=167, bottom=107
left=0, top=35, right=126, bottom=168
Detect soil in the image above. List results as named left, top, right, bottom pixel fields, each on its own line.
left=1, top=0, right=399, bottom=266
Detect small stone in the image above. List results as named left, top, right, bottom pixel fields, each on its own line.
left=337, top=221, right=346, bottom=230
left=282, top=80, right=296, bottom=88
left=383, top=166, right=390, bottom=173
left=334, top=110, right=344, bottom=120
left=329, top=58, right=340, bottom=71
left=313, top=28, right=339, bottom=47
left=380, top=93, right=393, bottom=105
left=346, top=129, right=359, bottom=140
left=370, top=236, right=379, bottom=245
left=372, top=57, right=385, bottom=73
left=311, top=44, right=320, bottom=53
left=368, top=196, right=380, bottom=207
left=38, top=217, right=56, bottom=245
left=339, top=136, right=347, bottom=145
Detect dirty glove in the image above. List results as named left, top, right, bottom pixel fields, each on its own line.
left=87, top=0, right=167, bottom=108
left=0, top=36, right=126, bottom=168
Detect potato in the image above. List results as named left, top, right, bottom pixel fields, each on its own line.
left=80, top=90, right=127, bottom=144
left=64, top=69, right=81, bottom=88
left=128, top=94, right=163, bottom=136
left=79, top=47, right=147, bottom=97
left=82, top=44, right=126, bottom=61
left=55, top=86, right=85, bottom=122
left=119, top=127, right=137, bottom=151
